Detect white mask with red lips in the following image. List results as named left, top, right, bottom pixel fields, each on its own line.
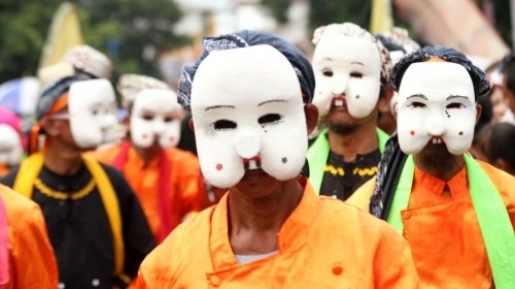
left=130, top=89, right=183, bottom=148
left=397, top=61, right=477, bottom=155
left=190, top=45, right=308, bottom=189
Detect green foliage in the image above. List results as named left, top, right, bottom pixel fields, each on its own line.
left=261, top=0, right=291, bottom=24
left=0, top=0, right=190, bottom=83
left=0, top=0, right=62, bottom=82
left=308, top=0, right=371, bottom=31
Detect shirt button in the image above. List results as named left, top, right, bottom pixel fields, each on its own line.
left=332, top=265, right=343, bottom=275
left=209, top=275, right=221, bottom=287
left=403, top=211, right=412, bottom=219
left=58, top=283, right=65, bottom=289
left=92, top=279, right=100, bottom=287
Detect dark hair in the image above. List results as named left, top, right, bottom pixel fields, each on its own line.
left=501, top=53, right=515, bottom=94
left=474, top=95, right=493, bottom=144
left=390, top=46, right=491, bottom=101
left=484, top=122, right=515, bottom=170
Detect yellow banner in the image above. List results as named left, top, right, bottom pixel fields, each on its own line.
left=39, top=2, right=84, bottom=69
left=370, top=0, right=393, bottom=34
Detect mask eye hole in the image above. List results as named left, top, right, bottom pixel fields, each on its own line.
left=142, top=115, right=154, bottom=121
left=350, top=72, right=363, bottom=78
left=446, top=102, right=465, bottom=109
left=409, top=102, right=426, bottom=108
left=322, top=70, right=333, bottom=77
left=258, top=113, right=282, bottom=126
left=213, top=119, right=237, bottom=130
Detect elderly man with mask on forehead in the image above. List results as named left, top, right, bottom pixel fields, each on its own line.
left=94, top=74, right=211, bottom=244
left=349, top=46, right=515, bottom=289
left=134, top=30, right=419, bottom=289
left=307, top=23, right=393, bottom=200
left=0, top=72, right=155, bottom=289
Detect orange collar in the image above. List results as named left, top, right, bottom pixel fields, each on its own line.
left=209, top=177, right=318, bottom=271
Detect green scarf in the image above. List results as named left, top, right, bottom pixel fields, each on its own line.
left=307, top=127, right=389, bottom=195
left=388, top=154, right=515, bottom=288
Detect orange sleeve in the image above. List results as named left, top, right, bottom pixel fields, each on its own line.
left=373, top=226, right=420, bottom=288
left=479, top=162, right=515, bottom=229
left=346, top=176, right=376, bottom=211
left=8, top=203, right=58, bottom=289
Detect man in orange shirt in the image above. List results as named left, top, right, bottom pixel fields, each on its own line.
left=0, top=184, right=58, bottom=289
left=94, top=77, right=211, bottom=243
left=348, top=46, right=515, bottom=288
left=134, top=30, right=419, bottom=289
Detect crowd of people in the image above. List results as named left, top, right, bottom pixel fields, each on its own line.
left=0, top=21, right=514, bottom=289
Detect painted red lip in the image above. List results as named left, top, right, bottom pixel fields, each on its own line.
left=243, top=156, right=261, bottom=163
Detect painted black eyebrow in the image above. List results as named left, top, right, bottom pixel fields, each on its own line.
left=257, top=99, right=288, bottom=106
left=407, top=94, right=428, bottom=100
left=351, top=61, right=364, bottom=66
left=446, top=95, right=469, bottom=100
left=205, top=105, right=235, bottom=112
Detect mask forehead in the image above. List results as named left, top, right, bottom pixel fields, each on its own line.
left=398, top=62, right=475, bottom=104
left=313, top=36, right=381, bottom=75
left=133, top=89, right=182, bottom=114
left=192, top=45, right=302, bottom=109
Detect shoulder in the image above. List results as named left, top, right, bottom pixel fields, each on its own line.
left=89, top=142, right=123, bottom=164
left=138, top=206, right=214, bottom=280
left=165, top=148, right=200, bottom=175
left=345, top=177, right=377, bottom=211
left=478, top=161, right=515, bottom=188
left=317, top=197, right=406, bottom=247
left=0, top=184, right=43, bottom=230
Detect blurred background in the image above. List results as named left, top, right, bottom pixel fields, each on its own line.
left=0, top=0, right=514, bottom=130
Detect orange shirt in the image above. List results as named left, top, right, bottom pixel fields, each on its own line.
left=93, top=143, right=211, bottom=242
left=1, top=184, right=58, bottom=289
left=134, top=179, right=419, bottom=289
left=348, top=161, right=515, bottom=289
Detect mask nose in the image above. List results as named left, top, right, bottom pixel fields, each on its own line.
left=235, top=133, right=260, bottom=159
left=426, top=113, right=445, bottom=136
left=153, top=121, right=166, bottom=135
left=331, top=75, right=348, bottom=96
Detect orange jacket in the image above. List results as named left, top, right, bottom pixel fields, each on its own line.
left=134, top=179, right=419, bottom=289
left=0, top=163, right=9, bottom=178
left=348, top=160, right=515, bottom=288
left=1, top=184, right=58, bottom=289
left=93, top=143, right=211, bottom=242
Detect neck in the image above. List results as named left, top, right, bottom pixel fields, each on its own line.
left=327, top=119, right=378, bottom=162
left=414, top=153, right=465, bottom=182
left=44, top=139, right=83, bottom=175
left=228, top=178, right=303, bottom=254
left=133, top=142, right=162, bottom=163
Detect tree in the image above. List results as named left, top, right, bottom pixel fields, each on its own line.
left=0, top=0, right=62, bottom=82
left=0, top=0, right=189, bottom=83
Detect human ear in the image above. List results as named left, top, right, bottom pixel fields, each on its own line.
left=188, top=118, right=195, bottom=132
left=475, top=103, right=483, bottom=124
left=378, top=87, right=394, bottom=114
left=304, top=104, right=319, bottom=134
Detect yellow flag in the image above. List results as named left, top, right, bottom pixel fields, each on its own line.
left=39, top=2, right=84, bottom=69
left=370, top=0, right=393, bottom=34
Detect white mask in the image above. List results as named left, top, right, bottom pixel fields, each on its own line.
left=130, top=89, right=183, bottom=148
left=191, top=45, right=307, bottom=189
left=397, top=62, right=477, bottom=155
left=312, top=36, right=382, bottom=118
left=0, top=125, right=23, bottom=166
left=68, top=79, right=118, bottom=149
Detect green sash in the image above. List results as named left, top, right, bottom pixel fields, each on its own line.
left=307, top=128, right=389, bottom=195
left=388, top=154, right=515, bottom=288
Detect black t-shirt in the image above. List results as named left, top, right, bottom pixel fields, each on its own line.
left=319, top=149, right=381, bottom=201
left=1, top=162, right=156, bottom=289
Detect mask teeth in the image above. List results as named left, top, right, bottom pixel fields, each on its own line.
left=244, top=159, right=261, bottom=171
